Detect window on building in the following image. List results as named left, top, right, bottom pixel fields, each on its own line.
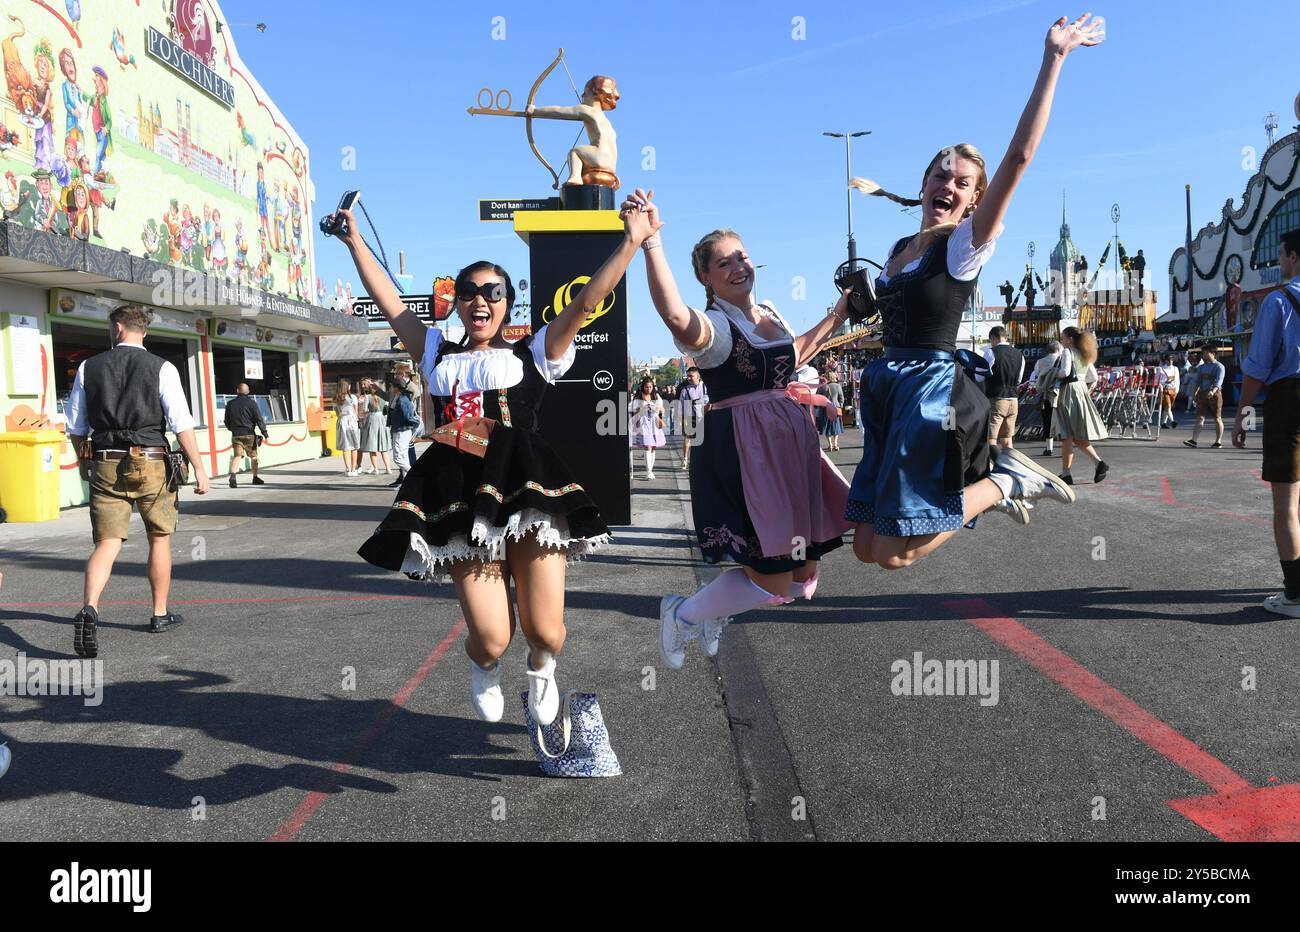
left=1253, top=190, right=1300, bottom=269
left=211, top=344, right=298, bottom=423
left=51, top=323, right=201, bottom=425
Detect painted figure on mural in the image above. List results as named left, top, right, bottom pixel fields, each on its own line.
left=162, top=199, right=183, bottom=263
left=1, top=171, right=28, bottom=220
left=256, top=162, right=270, bottom=244
left=89, top=65, right=111, bottom=173
left=289, top=187, right=302, bottom=252
left=65, top=179, right=91, bottom=240
left=31, top=38, right=55, bottom=170
left=77, top=154, right=113, bottom=238
left=277, top=180, right=291, bottom=253
left=51, top=131, right=77, bottom=187
left=233, top=216, right=249, bottom=282
left=210, top=208, right=228, bottom=275
left=59, top=46, right=84, bottom=145
left=179, top=204, right=198, bottom=264
left=109, top=27, right=137, bottom=70
left=32, top=167, right=57, bottom=232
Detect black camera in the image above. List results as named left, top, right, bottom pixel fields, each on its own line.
left=319, top=190, right=361, bottom=237
left=833, top=258, right=880, bottom=325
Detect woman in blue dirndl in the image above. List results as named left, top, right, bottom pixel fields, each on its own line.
left=847, top=13, right=1104, bottom=570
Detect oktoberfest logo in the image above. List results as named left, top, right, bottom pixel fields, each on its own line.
left=541, top=276, right=615, bottom=328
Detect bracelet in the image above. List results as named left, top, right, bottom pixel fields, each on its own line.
left=641, top=236, right=662, bottom=252
left=828, top=309, right=848, bottom=324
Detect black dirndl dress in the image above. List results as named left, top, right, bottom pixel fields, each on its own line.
left=358, top=331, right=609, bottom=578
left=689, top=307, right=850, bottom=574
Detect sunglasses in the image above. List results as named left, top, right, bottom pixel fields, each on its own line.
left=456, top=282, right=507, bottom=303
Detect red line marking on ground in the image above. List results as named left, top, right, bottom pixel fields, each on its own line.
left=269, top=619, right=467, bottom=842
left=1159, top=476, right=1176, bottom=505
left=1093, top=484, right=1270, bottom=527
left=1, top=594, right=426, bottom=609
left=944, top=598, right=1251, bottom=795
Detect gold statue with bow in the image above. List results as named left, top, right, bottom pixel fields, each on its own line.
left=468, top=49, right=620, bottom=192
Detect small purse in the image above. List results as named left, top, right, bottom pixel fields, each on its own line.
left=431, top=416, right=495, bottom=458
left=520, top=690, right=622, bottom=778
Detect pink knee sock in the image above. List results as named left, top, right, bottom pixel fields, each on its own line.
left=679, top=568, right=789, bottom=624
left=788, top=571, right=819, bottom=601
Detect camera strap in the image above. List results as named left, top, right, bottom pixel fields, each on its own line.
left=356, top=200, right=401, bottom=291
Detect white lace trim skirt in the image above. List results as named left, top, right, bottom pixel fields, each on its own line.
left=398, top=507, right=611, bottom=581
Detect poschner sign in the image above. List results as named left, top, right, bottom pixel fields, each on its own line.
left=145, top=27, right=236, bottom=108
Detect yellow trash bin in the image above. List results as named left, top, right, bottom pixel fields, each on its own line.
left=321, top=410, right=340, bottom=456
left=0, top=430, right=66, bottom=522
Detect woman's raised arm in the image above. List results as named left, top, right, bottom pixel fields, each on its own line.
left=972, top=13, right=1104, bottom=248
left=623, top=189, right=711, bottom=353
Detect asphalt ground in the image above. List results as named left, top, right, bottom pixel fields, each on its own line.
left=1, top=418, right=1296, bottom=842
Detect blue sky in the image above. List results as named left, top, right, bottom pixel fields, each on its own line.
left=221, top=0, right=1296, bottom=357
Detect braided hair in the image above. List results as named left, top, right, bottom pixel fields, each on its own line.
left=690, top=228, right=742, bottom=310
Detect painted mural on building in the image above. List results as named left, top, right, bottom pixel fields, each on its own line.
left=0, top=0, right=314, bottom=300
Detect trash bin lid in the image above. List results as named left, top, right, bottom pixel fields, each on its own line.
left=0, top=430, right=67, bottom=445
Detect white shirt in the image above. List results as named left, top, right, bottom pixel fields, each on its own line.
left=1160, top=364, right=1180, bottom=393
left=676, top=297, right=796, bottom=371
left=420, top=323, right=576, bottom=398
left=877, top=214, right=1003, bottom=286
left=65, top=343, right=197, bottom=438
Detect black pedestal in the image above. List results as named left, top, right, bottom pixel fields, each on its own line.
left=561, top=184, right=616, bottom=211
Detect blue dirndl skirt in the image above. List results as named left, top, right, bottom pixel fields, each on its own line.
left=846, top=348, right=992, bottom=537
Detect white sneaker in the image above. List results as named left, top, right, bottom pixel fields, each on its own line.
left=991, top=447, right=1077, bottom=505
left=1262, top=593, right=1300, bottom=618
left=525, top=654, right=560, bottom=726
left=647, top=472, right=656, bottom=480
left=658, top=594, right=697, bottom=670
left=699, top=616, right=732, bottom=657
left=361, top=465, right=376, bottom=475
left=469, top=658, right=504, bottom=722
left=993, top=498, right=1032, bottom=524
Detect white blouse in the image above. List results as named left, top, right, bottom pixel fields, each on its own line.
left=419, top=324, right=576, bottom=397
left=675, top=297, right=796, bottom=371
left=877, top=215, right=1003, bottom=286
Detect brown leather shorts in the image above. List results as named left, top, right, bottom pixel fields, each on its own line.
left=231, top=435, right=258, bottom=459
left=89, top=458, right=178, bottom=541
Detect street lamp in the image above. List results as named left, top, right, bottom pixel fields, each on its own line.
left=824, top=131, right=871, bottom=264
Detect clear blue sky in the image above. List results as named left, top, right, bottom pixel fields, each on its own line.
left=221, top=0, right=1295, bottom=356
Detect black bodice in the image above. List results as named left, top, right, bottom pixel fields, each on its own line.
left=875, top=233, right=979, bottom=354
left=696, top=316, right=796, bottom=403
left=431, top=336, right=548, bottom=431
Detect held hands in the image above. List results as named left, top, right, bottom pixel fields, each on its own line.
left=619, top=188, right=663, bottom=247
left=1046, top=13, right=1105, bottom=57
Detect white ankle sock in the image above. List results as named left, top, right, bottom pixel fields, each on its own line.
left=679, top=569, right=787, bottom=624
